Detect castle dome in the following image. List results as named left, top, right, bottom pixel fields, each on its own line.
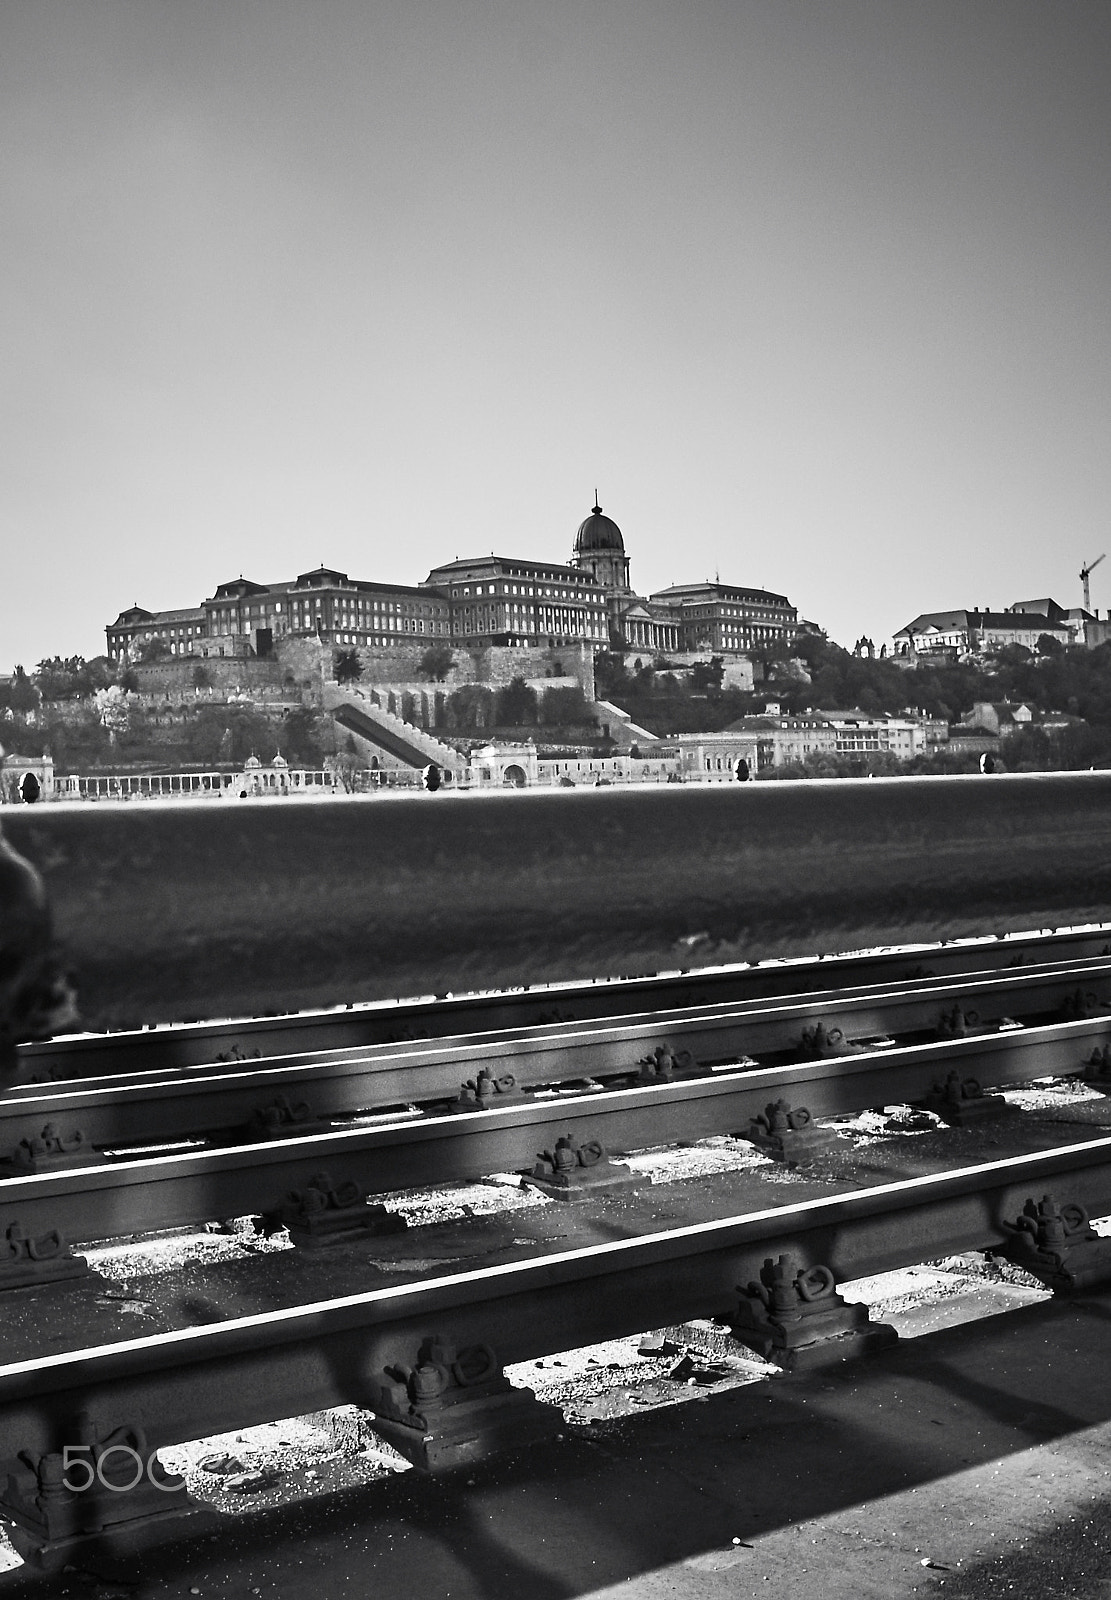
left=574, top=501, right=625, bottom=555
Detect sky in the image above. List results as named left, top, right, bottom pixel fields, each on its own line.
left=3, top=0, right=1110, bottom=671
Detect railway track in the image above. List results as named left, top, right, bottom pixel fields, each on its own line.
left=18, top=922, right=1111, bottom=1083
left=1, top=1128, right=1111, bottom=1568
left=3, top=951, right=1110, bottom=1165
left=5, top=779, right=1111, bottom=1570
left=0, top=1013, right=1108, bottom=1249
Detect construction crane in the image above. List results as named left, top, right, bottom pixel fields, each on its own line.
left=1081, top=554, right=1106, bottom=612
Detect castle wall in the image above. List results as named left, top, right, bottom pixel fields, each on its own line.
left=274, top=636, right=328, bottom=700
left=131, top=656, right=286, bottom=696
left=333, top=640, right=595, bottom=700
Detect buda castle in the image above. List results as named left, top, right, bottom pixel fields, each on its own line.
left=106, top=502, right=800, bottom=666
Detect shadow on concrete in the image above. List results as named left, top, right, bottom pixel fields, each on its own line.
left=915, top=1509, right=1111, bottom=1600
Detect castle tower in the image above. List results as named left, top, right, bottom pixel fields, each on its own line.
left=570, top=499, right=632, bottom=596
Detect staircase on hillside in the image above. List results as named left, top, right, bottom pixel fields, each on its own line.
left=324, top=685, right=465, bottom=772
left=592, top=700, right=660, bottom=748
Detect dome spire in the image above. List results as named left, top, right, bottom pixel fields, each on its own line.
left=593, top=488, right=601, bottom=514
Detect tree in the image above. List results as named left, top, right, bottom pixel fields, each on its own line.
left=419, top=644, right=455, bottom=681
left=326, top=750, right=361, bottom=792
left=989, top=643, right=1033, bottom=668
left=85, top=656, right=115, bottom=692
left=180, top=709, right=226, bottom=765
left=334, top=649, right=362, bottom=684
left=446, top=685, right=494, bottom=731
left=495, top=676, right=539, bottom=727
left=539, top=685, right=590, bottom=726
left=191, top=663, right=212, bottom=689
left=690, top=657, right=725, bottom=696
left=33, top=656, right=102, bottom=700
left=594, top=651, right=631, bottom=699
left=183, top=706, right=280, bottom=765
left=1, top=667, right=39, bottom=714
left=1037, top=633, right=1064, bottom=657
left=281, top=706, right=325, bottom=764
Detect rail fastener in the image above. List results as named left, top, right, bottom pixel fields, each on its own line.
left=729, top=1255, right=898, bottom=1368
left=244, top=1095, right=334, bottom=1141
left=994, top=1194, right=1111, bottom=1292
left=0, top=1412, right=208, bottom=1570
left=740, top=1100, right=840, bottom=1164
left=9, top=1124, right=101, bottom=1173
left=363, top=1335, right=562, bottom=1471
left=277, top=1170, right=408, bottom=1248
left=0, top=1222, right=91, bottom=1290
left=448, top=1069, right=531, bottom=1113
left=922, top=1072, right=1012, bottom=1125
left=525, top=1134, right=638, bottom=1200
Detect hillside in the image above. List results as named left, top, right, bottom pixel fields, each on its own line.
left=595, top=638, right=1111, bottom=768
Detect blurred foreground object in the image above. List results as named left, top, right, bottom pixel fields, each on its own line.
left=5, top=773, right=1111, bottom=1036
left=0, top=822, right=77, bottom=1082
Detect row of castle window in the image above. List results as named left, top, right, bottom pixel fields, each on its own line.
left=451, top=582, right=594, bottom=601
left=209, top=597, right=447, bottom=621
left=335, top=633, right=439, bottom=646
left=687, top=606, right=790, bottom=622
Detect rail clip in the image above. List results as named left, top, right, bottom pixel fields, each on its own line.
left=0, top=1413, right=201, bottom=1569
left=996, top=1194, right=1111, bottom=1293
left=450, top=1067, right=530, bottom=1112
left=797, top=1023, right=862, bottom=1060
left=935, top=1004, right=982, bottom=1039
left=526, top=1133, right=638, bottom=1200
left=10, top=1124, right=100, bottom=1173
left=0, top=1222, right=91, bottom=1290
left=278, top=1169, right=406, bottom=1248
left=730, top=1255, right=897, bottom=1368
left=365, top=1335, right=561, bottom=1471
left=247, top=1094, right=331, bottom=1139
left=742, top=1100, right=838, bottom=1163
left=213, top=1042, right=262, bottom=1063
left=1060, top=988, right=1111, bottom=1022
left=635, top=1044, right=695, bottom=1084
left=923, top=1071, right=1008, bottom=1124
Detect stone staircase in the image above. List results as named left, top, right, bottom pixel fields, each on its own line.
left=324, top=684, right=465, bottom=772
left=592, top=700, right=660, bottom=749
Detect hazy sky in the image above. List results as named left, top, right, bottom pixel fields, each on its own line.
left=3, top=0, right=1110, bottom=670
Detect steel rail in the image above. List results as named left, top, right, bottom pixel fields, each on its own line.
left=2, top=1132, right=1111, bottom=1463
left=4, top=957, right=1109, bottom=1150
left=19, top=923, right=1111, bottom=1084
left=1, top=1017, right=1107, bottom=1245
left=8, top=773, right=1111, bottom=1034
